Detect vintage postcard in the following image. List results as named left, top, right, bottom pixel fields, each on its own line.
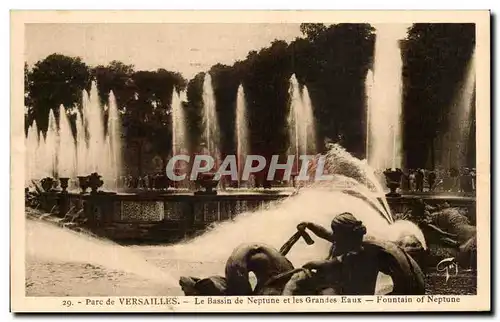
left=11, top=10, right=490, bottom=312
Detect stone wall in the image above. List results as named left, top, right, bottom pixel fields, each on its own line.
left=45, top=191, right=476, bottom=242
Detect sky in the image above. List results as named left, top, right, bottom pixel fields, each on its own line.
left=25, top=23, right=303, bottom=80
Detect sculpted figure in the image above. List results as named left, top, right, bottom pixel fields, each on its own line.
left=179, top=243, right=294, bottom=296
left=431, top=207, right=476, bottom=269
left=179, top=276, right=227, bottom=296
left=403, top=199, right=476, bottom=269
left=293, top=213, right=425, bottom=295
left=180, top=212, right=426, bottom=296
left=224, top=243, right=295, bottom=295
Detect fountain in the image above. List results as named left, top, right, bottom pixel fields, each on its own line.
left=436, top=49, right=476, bottom=170
left=198, top=73, right=221, bottom=193
left=201, top=73, right=220, bottom=164
left=75, top=110, right=88, bottom=176
left=57, top=104, right=76, bottom=180
left=172, top=89, right=188, bottom=157
left=171, top=89, right=189, bottom=189
left=366, top=24, right=409, bottom=171
left=235, top=84, right=249, bottom=186
left=44, top=109, right=58, bottom=179
left=287, top=74, right=317, bottom=179
left=25, top=81, right=124, bottom=192
left=25, top=120, right=39, bottom=187
left=105, top=91, right=122, bottom=190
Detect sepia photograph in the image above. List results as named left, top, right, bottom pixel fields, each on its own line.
left=11, top=10, right=490, bottom=312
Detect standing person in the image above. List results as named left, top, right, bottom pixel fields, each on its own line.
left=461, top=168, right=473, bottom=193
left=471, top=168, right=476, bottom=192
left=409, top=170, right=416, bottom=192
left=427, top=170, right=436, bottom=192
left=415, top=169, right=424, bottom=192
left=450, top=167, right=459, bottom=192
left=401, top=169, right=410, bottom=192
left=148, top=174, right=154, bottom=190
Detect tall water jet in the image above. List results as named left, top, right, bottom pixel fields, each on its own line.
left=235, top=84, right=249, bottom=184
left=106, top=91, right=122, bottom=190
left=84, top=81, right=105, bottom=174
left=36, top=127, right=47, bottom=179
left=301, top=85, right=317, bottom=155
left=366, top=24, right=409, bottom=170
left=287, top=74, right=317, bottom=174
left=75, top=110, right=88, bottom=176
left=201, top=73, right=220, bottom=166
left=25, top=121, right=39, bottom=185
left=172, top=89, right=187, bottom=157
left=436, top=49, right=476, bottom=170
left=43, top=109, right=58, bottom=178
left=57, top=104, right=76, bottom=179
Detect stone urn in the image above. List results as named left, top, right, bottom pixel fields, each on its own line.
left=88, top=172, right=104, bottom=194
left=195, top=172, right=219, bottom=195
left=383, top=168, right=403, bottom=197
left=40, top=177, right=56, bottom=192
left=77, top=176, right=89, bottom=194
left=59, top=177, right=69, bottom=193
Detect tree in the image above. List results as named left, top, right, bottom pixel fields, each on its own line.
left=300, top=23, right=328, bottom=41
left=24, top=62, right=33, bottom=135
left=93, top=60, right=136, bottom=111
left=28, top=53, right=91, bottom=135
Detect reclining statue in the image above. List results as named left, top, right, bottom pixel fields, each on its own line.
left=179, top=213, right=425, bottom=296
left=403, top=199, right=476, bottom=269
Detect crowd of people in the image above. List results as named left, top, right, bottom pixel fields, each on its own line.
left=117, top=173, right=177, bottom=190
left=115, top=166, right=476, bottom=194
left=380, top=167, right=476, bottom=194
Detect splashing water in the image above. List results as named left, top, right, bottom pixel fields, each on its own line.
left=27, top=144, right=425, bottom=293
left=26, top=184, right=424, bottom=292
left=151, top=187, right=425, bottom=273
left=144, top=145, right=425, bottom=273
left=26, top=219, right=178, bottom=287
left=312, top=143, right=393, bottom=222
left=313, top=175, right=392, bottom=225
